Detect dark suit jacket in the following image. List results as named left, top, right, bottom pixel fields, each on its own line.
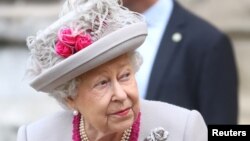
left=146, top=1, right=238, bottom=124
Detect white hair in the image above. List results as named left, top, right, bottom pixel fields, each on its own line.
left=50, top=51, right=143, bottom=109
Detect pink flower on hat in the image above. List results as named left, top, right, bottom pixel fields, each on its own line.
left=75, top=34, right=92, bottom=52
left=55, top=27, right=93, bottom=58
left=58, top=27, right=76, bottom=46
left=55, top=41, right=73, bottom=58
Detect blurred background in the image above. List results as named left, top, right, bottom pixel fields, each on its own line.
left=0, top=0, right=249, bottom=140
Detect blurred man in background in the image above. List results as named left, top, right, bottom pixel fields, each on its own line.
left=123, top=0, right=238, bottom=124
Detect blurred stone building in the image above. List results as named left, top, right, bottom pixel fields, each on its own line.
left=0, top=0, right=249, bottom=141
left=0, top=1, right=62, bottom=141
left=0, top=0, right=60, bottom=44
left=178, top=0, right=250, bottom=124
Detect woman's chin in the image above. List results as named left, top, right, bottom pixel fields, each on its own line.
left=111, top=120, right=133, bottom=133
left=108, top=109, right=135, bottom=131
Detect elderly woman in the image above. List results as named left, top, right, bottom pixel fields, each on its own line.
left=17, top=0, right=207, bottom=141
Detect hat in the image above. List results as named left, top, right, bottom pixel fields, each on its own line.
left=25, top=0, right=147, bottom=93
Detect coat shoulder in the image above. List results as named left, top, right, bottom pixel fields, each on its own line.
left=140, top=100, right=207, bottom=141
left=17, top=111, right=72, bottom=141
left=140, top=100, right=192, bottom=129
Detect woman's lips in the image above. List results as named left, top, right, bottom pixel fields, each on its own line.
left=113, top=108, right=130, bottom=116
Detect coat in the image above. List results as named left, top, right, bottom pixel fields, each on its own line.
left=17, top=100, right=207, bottom=141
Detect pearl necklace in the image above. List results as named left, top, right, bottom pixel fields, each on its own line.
left=79, top=115, right=132, bottom=141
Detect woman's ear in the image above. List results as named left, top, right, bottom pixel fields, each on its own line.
left=65, top=96, right=76, bottom=109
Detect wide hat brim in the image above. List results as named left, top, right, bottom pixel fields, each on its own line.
left=30, top=22, right=147, bottom=93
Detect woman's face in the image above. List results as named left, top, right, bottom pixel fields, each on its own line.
left=69, top=54, right=140, bottom=133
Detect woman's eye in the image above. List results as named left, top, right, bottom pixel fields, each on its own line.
left=120, top=72, right=130, bottom=81
left=95, top=80, right=108, bottom=88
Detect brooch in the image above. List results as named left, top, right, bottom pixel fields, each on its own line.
left=144, top=127, right=169, bottom=141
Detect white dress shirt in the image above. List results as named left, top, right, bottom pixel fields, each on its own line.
left=136, top=0, right=173, bottom=98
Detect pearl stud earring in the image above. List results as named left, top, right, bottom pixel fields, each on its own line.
left=73, top=110, right=79, bottom=116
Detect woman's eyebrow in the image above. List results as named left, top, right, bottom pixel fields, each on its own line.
left=117, top=63, right=129, bottom=69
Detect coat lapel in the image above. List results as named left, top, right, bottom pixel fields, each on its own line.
left=146, top=1, right=187, bottom=99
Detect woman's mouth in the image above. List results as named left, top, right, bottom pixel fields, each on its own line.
left=113, top=108, right=130, bottom=116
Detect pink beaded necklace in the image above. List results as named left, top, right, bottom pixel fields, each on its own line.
left=72, top=112, right=141, bottom=141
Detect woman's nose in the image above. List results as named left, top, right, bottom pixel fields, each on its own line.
left=111, top=81, right=127, bottom=101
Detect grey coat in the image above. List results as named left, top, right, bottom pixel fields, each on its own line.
left=17, top=100, right=207, bottom=141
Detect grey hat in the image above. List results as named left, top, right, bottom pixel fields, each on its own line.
left=25, top=0, right=147, bottom=93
